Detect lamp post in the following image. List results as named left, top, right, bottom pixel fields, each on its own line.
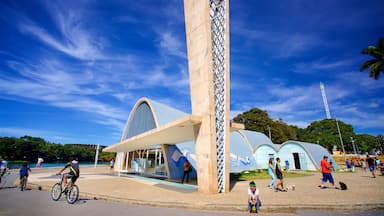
left=335, top=118, right=346, bottom=160
left=267, top=125, right=271, bottom=140
left=351, top=137, right=358, bottom=155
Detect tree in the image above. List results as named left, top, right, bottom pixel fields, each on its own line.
left=0, top=136, right=106, bottom=162
left=360, top=38, right=384, bottom=80
left=232, top=108, right=297, bottom=143
left=376, top=134, right=384, bottom=152
left=354, top=134, right=379, bottom=154
left=298, top=119, right=355, bottom=153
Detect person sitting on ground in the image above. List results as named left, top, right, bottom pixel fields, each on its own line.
left=320, top=155, right=336, bottom=189
left=275, top=157, right=286, bottom=192
left=247, top=181, right=261, bottom=214
left=19, top=163, right=31, bottom=189
left=56, top=157, right=80, bottom=187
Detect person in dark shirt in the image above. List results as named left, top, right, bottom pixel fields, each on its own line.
left=19, top=163, right=31, bottom=188
left=181, top=159, right=192, bottom=184
left=275, top=157, right=286, bottom=192
left=57, top=157, right=80, bottom=186
left=366, top=155, right=376, bottom=178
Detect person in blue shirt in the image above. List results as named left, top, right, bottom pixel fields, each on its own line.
left=19, top=163, right=31, bottom=188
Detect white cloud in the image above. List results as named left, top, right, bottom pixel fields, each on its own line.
left=294, top=59, right=356, bottom=74
left=232, top=24, right=322, bottom=58
left=17, top=1, right=105, bottom=61
left=158, top=31, right=186, bottom=59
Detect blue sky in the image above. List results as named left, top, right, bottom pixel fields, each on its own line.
left=0, top=0, right=383, bottom=146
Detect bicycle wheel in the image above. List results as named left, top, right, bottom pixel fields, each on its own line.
left=51, top=183, right=62, bottom=201
left=66, top=184, right=79, bottom=204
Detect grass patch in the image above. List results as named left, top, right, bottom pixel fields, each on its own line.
left=230, top=170, right=313, bottom=181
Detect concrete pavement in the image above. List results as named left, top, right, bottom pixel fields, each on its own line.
left=18, top=166, right=384, bottom=213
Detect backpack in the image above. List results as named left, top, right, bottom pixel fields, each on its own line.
left=339, top=181, right=347, bottom=190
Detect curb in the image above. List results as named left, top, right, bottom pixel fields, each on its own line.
left=29, top=183, right=384, bottom=213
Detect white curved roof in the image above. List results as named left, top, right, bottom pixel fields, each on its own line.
left=105, top=97, right=333, bottom=171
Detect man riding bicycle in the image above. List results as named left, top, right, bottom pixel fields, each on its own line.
left=56, top=157, right=80, bottom=186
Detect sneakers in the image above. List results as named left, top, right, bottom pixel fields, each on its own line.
left=275, top=188, right=287, bottom=192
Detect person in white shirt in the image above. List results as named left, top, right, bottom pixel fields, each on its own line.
left=247, top=181, right=261, bottom=214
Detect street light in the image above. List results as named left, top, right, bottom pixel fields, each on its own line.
left=351, top=137, right=358, bottom=155
left=335, top=118, right=346, bottom=160
left=267, top=125, right=271, bottom=140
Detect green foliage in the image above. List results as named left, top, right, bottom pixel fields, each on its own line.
left=355, top=134, right=379, bottom=153
left=232, top=108, right=297, bottom=143
left=99, top=152, right=116, bottom=161
left=297, top=119, right=355, bottom=152
left=0, top=136, right=111, bottom=163
left=360, top=38, right=384, bottom=80
left=233, top=108, right=381, bottom=153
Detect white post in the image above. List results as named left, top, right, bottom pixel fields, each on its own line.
left=267, top=125, right=271, bottom=140
left=159, top=151, right=162, bottom=166
left=155, top=149, right=158, bottom=167
left=351, top=137, right=358, bottom=155
left=94, top=144, right=100, bottom=168
left=335, top=118, right=346, bottom=160
left=125, top=152, right=129, bottom=171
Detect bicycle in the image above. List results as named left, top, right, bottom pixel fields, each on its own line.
left=20, top=175, right=27, bottom=191
left=51, top=174, right=79, bottom=204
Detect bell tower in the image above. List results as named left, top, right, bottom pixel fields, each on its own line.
left=184, top=0, right=230, bottom=193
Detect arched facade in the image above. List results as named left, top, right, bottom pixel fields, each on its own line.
left=114, top=98, right=337, bottom=180
left=254, top=144, right=278, bottom=169
left=253, top=141, right=339, bottom=170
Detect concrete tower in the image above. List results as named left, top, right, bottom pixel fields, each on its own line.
left=184, top=0, right=230, bottom=193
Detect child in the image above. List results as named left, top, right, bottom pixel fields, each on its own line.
left=248, top=181, right=261, bottom=214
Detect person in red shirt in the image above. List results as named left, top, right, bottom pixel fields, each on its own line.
left=320, top=155, right=335, bottom=189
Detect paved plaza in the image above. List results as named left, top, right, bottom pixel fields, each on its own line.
left=13, top=166, right=384, bottom=213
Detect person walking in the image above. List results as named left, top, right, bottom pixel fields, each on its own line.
left=267, top=158, right=275, bottom=189
left=181, top=159, right=191, bottom=184
left=320, top=155, right=336, bottom=189
left=351, top=159, right=355, bottom=172
left=275, top=157, right=286, bottom=192
left=110, top=159, right=114, bottom=169
left=361, top=159, right=367, bottom=172
left=345, top=159, right=351, bottom=170
left=366, top=155, right=376, bottom=178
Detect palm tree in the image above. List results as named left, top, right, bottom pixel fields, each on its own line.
left=360, top=38, right=384, bottom=80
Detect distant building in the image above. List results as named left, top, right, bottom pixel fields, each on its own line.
left=66, top=144, right=107, bottom=150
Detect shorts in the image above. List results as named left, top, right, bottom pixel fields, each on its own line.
left=20, top=175, right=28, bottom=180
left=276, top=173, right=283, bottom=180
left=65, top=173, right=78, bottom=183
left=369, top=165, right=375, bottom=172
left=322, top=173, right=334, bottom=184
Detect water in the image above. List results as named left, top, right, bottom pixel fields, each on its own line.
left=8, top=162, right=108, bottom=169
